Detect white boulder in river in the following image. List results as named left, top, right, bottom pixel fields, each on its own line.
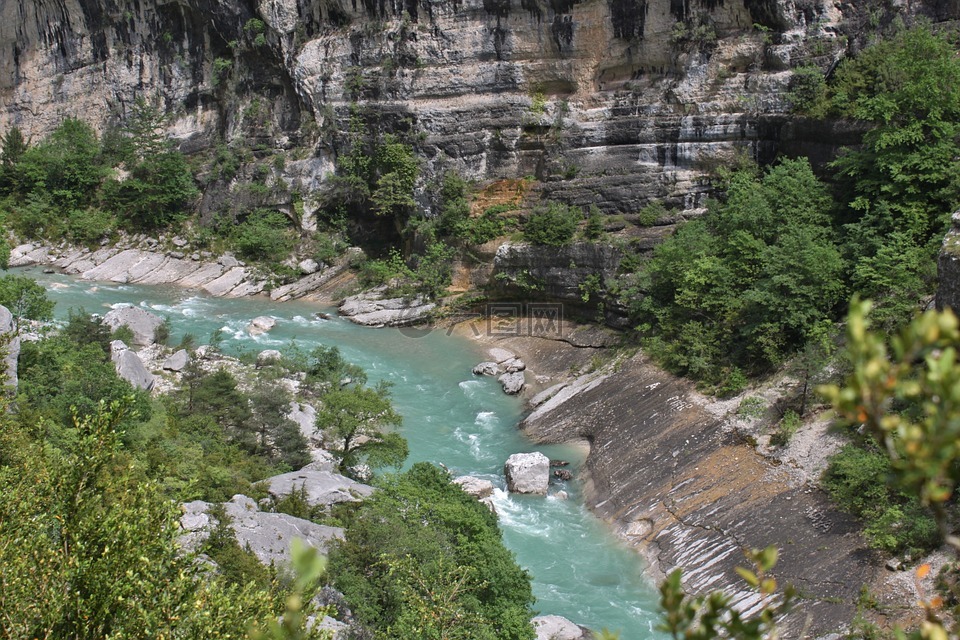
left=504, top=452, right=550, bottom=495
left=103, top=304, right=164, bottom=346
left=248, top=316, right=277, bottom=336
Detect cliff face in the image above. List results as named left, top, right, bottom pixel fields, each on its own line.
left=0, top=0, right=874, bottom=215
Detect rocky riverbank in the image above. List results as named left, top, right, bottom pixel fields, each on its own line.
left=9, top=239, right=357, bottom=303
left=454, top=315, right=917, bottom=636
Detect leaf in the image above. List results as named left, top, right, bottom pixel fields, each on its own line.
left=916, top=563, right=931, bottom=579
left=735, top=567, right=760, bottom=588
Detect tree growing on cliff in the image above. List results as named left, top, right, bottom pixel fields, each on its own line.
left=314, top=381, right=407, bottom=476
left=636, top=157, right=845, bottom=388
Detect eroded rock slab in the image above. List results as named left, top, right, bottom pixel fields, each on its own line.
left=521, top=357, right=876, bottom=635
left=179, top=494, right=343, bottom=566
left=264, top=468, right=373, bottom=509
left=339, top=289, right=435, bottom=327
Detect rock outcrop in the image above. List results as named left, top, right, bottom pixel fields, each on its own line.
left=180, top=494, right=343, bottom=566
left=0, top=305, right=20, bottom=392
left=520, top=355, right=875, bottom=635
left=454, top=475, right=498, bottom=512
left=110, top=340, right=156, bottom=391
left=3, top=0, right=932, bottom=224
left=103, top=305, right=164, bottom=347
left=937, top=210, right=960, bottom=312
left=531, top=615, right=589, bottom=640
left=264, top=467, right=374, bottom=509
left=504, top=452, right=550, bottom=494
left=339, top=289, right=435, bottom=327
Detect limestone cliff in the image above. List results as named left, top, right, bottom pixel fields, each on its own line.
left=6, top=0, right=947, bottom=218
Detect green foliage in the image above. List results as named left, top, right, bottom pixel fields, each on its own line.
left=659, top=546, right=793, bottom=640
left=102, top=150, right=197, bottom=229
left=637, top=201, right=668, bottom=227
left=328, top=463, right=535, bottom=640
left=314, top=382, right=407, bottom=476
left=371, top=135, right=420, bottom=219
left=0, top=399, right=291, bottom=639
left=0, top=274, right=54, bottom=329
left=770, top=410, right=801, bottom=446
left=828, top=25, right=960, bottom=325
left=1, top=112, right=195, bottom=238
left=583, top=205, right=605, bottom=240
left=15, top=118, right=105, bottom=210
left=635, top=158, right=845, bottom=385
left=213, top=57, right=233, bottom=87
left=787, top=65, right=828, bottom=116
left=524, top=201, right=580, bottom=246
left=820, top=300, right=960, bottom=547
left=822, top=443, right=940, bottom=554
left=232, top=209, right=296, bottom=262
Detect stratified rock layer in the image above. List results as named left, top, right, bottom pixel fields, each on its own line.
left=521, top=355, right=874, bottom=635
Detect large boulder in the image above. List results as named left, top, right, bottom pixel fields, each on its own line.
left=248, top=316, right=277, bottom=336
left=532, top=615, right=588, bottom=640
left=454, top=475, right=497, bottom=513
left=504, top=452, right=550, bottom=495
left=103, top=305, right=164, bottom=346
left=499, top=371, right=526, bottom=395
left=179, top=494, right=343, bottom=566
left=162, top=349, right=190, bottom=372
left=264, top=468, right=373, bottom=509
left=110, top=341, right=156, bottom=391
left=0, top=305, right=20, bottom=392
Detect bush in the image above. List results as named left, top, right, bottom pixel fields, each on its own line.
left=232, top=209, right=295, bottom=262
left=787, top=65, right=828, bottom=115
left=524, top=201, right=580, bottom=246
left=822, top=444, right=940, bottom=555
left=328, top=463, right=535, bottom=640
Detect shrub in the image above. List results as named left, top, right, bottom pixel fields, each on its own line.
left=524, top=201, right=580, bottom=246
left=822, top=443, right=940, bottom=555
left=232, top=209, right=295, bottom=262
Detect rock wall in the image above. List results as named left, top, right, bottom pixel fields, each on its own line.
left=521, top=354, right=876, bottom=635
left=0, top=0, right=882, bottom=216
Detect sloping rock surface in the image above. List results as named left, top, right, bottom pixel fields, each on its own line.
left=521, top=356, right=876, bottom=635
left=265, top=468, right=373, bottom=508
left=180, top=494, right=343, bottom=566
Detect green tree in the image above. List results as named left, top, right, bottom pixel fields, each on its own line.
left=328, top=463, right=535, bottom=640
left=314, top=382, right=406, bottom=475
left=102, top=149, right=197, bottom=229
left=524, top=201, right=580, bottom=246
left=16, top=118, right=105, bottom=210
left=0, top=399, right=297, bottom=639
left=231, top=209, right=296, bottom=262
left=828, top=25, right=960, bottom=327
left=0, top=274, right=54, bottom=330
left=636, top=158, right=845, bottom=385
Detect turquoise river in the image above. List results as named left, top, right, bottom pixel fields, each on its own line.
left=27, top=266, right=661, bottom=637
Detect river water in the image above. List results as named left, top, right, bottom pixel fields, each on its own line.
left=27, top=267, right=662, bottom=637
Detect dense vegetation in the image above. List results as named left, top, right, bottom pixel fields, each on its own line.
left=328, top=463, right=536, bottom=640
